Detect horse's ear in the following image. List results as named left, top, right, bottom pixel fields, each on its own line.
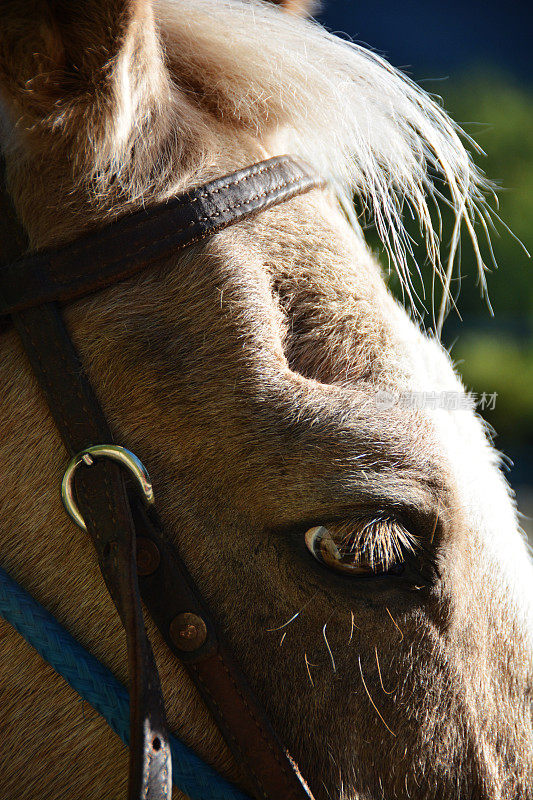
left=266, top=0, right=317, bottom=16
left=0, top=1, right=157, bottom=114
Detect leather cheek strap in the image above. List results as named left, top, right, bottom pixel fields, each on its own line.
left=131, top=500, right=315, bottom=800
left=12, top=302, right=172, bottom=800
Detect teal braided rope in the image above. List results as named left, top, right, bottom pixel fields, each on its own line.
left=0, top=565, right=249, bottom=800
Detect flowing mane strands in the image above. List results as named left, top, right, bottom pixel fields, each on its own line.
left=156, top=0, right=494, bottom=318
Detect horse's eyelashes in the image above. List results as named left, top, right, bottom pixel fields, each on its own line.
left=304, top=516, right=415, bottom=577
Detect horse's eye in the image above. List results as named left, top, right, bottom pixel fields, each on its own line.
left=304, top=523, right=407, bottom=576
left=305, top=526, right=380, bottom=575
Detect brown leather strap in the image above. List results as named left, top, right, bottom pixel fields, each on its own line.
left=1, top=156, right=321, bottom=800
left=12, top=303, right=172, bottom=800
left=0, top=156, right=324, bottom=318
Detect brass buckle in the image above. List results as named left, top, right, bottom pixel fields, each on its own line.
left=61, top=444, right=154, bottom=530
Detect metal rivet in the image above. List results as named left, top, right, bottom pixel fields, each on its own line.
left=136, top=537, right=160, bottom=576
left=169, top=612, right=207, bottom=652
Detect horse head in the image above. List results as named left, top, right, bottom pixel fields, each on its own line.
left=0, top=2, right=531, bottom=798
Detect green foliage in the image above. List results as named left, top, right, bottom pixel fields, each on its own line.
left=454, top=333, right=533, bottom=444
left=442, top=70, right=533, bottom=316
left=442, top=72, right=533, bottom=450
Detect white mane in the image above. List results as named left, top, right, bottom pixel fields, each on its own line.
left=157, top=0, right=494, bottom=324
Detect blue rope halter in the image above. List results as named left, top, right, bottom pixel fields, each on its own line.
left=0, top=565, right=249, bottom=800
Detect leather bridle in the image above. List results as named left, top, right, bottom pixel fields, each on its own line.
left=0, top=156, right=324, bottom=800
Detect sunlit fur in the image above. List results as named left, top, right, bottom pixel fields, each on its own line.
left=0, top=2, right=532, bottom=799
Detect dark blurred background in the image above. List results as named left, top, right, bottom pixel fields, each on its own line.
left=318, top=1, right=533, bottom=541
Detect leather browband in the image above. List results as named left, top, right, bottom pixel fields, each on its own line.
left=0, top=156, right=324, bottom=317
left=0, top=156, right=322, bottom=800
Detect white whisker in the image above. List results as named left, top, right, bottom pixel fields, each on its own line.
left=265, top=590, right=320, bottom=632
left=348, top=610, right=357, bottom=644
left=266, top=611, right=300, bottom=632
left=358, top=656, right=396, bottom=737
left=323, top=621, right=336, bottom=673
left=385, top=607, right=404, bottom=642
left=304, top=652, right=315, bottom=687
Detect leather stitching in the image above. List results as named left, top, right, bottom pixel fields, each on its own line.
left=190, top=159, right=304, bottom=200
left=46, top=158, right=301, bottom=274
left=141, top=744, right=154, bottom=800
left=2, top=160, right=317, bottom=305
left=100, top=173, right=314, bottom=275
